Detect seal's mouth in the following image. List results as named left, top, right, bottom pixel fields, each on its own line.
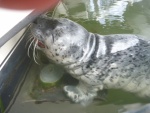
left=34, top=38, right=45, bottom=48
left=38, top=40, right=45, bottom=48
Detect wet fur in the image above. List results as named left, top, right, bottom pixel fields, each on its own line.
left=31, top=17, right=150, bottom=105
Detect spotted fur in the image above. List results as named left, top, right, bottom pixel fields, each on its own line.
left=31, top=17, right=150, bottom=105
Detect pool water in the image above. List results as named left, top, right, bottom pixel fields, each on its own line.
left=8, top=0, right=150, bottom=113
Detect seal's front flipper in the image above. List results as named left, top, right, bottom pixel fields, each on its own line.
left=63, top=82, right=97, bottom=106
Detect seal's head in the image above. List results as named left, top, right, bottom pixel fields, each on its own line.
left=31, top=17, right=89, bottom=64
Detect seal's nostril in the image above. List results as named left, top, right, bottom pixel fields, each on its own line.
left=33, top=19, right=38, bottom=24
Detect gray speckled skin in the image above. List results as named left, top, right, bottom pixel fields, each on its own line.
left=31, top=17, right=150, bottom=105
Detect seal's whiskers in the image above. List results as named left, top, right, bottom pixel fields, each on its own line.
left=27, top=36, right=40, bottom=64
left=27, top=38, right=35, bottom=58
left=35, top=49, right=39, bottom=60
left=25, top=35, right=34, bottom=48
left=33, top=40, right=40, bottom=64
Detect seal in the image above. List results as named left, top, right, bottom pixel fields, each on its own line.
left=30, top=16, right=150, bottom=105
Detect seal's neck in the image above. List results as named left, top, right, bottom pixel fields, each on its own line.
left=78, top=33, right=96, bottom=63
left=63, top=33, right=98, bottom=76
left=63, top=33, right=108, bottom=76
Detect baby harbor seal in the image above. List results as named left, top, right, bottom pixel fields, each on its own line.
left=31, top=17, right=150, bottom=105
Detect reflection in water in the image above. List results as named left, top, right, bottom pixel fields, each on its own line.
left=57, top=0, right=142, bottom=24
left=85, top=0, right=142, bottom=24
left=54, top=0, right=147, bottom=35
left=54, top=0, right=150, bottom=36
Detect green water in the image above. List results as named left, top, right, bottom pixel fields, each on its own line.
left=54, top=0, right=150, bottom=36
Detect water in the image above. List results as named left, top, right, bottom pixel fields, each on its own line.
left=54, top=0, right=150, bottom=36
left=8, top=0, right=150, bottom=113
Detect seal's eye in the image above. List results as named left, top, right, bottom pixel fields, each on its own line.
left=37, top=24, right=42, bottom=28
left=33, top=19, right=38, bottom=24
left=47, top=19, right=59, bottom=30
